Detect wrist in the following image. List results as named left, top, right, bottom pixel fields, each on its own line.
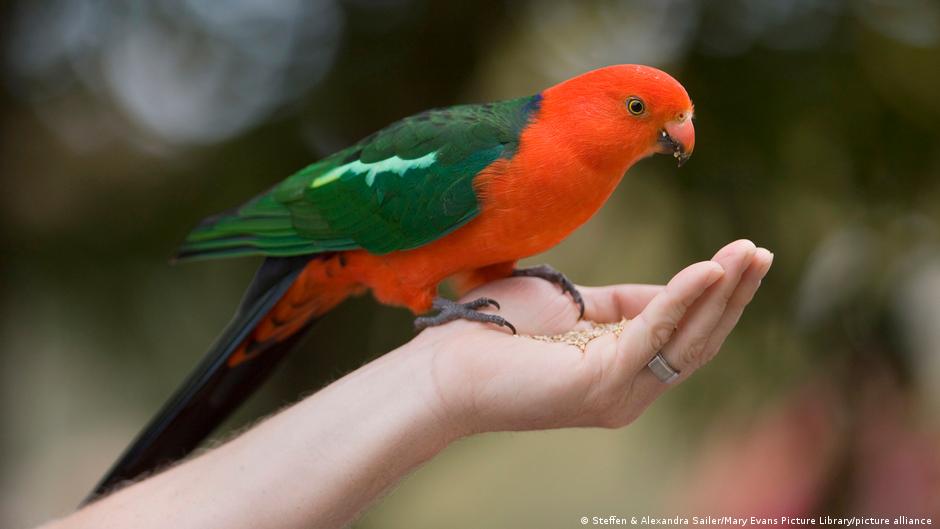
left=388, top=336, right=471, bottom=446
left=404, top=325, right=495, bottom=440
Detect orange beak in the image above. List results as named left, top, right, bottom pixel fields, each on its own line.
left=657, top=118, right=695, bottom=167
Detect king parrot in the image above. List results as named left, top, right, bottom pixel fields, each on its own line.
left=88, top=64, right=695, bottom=499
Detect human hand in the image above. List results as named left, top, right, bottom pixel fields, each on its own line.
left=410, top=240, right=773, bottom=437
left=58, top=241, right=768, bottom=529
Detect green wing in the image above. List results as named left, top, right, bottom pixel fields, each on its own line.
left=175, top=95, right=541, bottom=261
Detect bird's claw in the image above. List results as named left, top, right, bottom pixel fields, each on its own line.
left=461, top=297, right=500, bottom=311
left=512, top=264, right=586, bottom=319
left=414, top=297, right=516, bottom=334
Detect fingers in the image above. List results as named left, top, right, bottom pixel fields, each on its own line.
left=702, top=248, right=773, bottom=359
left=571, top=240, right=772, bottom=429
left=656, top=240, right=757, bottom=375
left=580, top=284, right=664, bottom=323
left=630, top=243, right=772, bottom=403
left=613, top=260, right=725, bottom=377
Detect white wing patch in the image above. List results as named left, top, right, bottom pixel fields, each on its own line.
left=311, top=151, right=438, bottom=189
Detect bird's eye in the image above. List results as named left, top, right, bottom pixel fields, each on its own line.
left=626, top=97, right=646, bottom=116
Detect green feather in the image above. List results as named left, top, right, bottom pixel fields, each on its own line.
left=175, top=95, right=541, bottom=261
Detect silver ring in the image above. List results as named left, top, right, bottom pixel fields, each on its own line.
left=647, top=352, right=680, bottom=384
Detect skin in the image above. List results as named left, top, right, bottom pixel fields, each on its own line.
left=44, top=240, right=771, bottom=529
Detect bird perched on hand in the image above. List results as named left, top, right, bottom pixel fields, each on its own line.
left=89, top=64, right=695, bottom=498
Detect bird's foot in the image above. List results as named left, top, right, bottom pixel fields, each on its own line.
left=512, top=264, right=585, bottom=319
left=414, top=297, right=517, bottom=334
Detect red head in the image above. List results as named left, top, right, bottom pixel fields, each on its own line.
left=540, top=64, right=695, bottom=172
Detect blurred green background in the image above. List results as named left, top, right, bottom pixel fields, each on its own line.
left=2, top=0, right=939, bottom=527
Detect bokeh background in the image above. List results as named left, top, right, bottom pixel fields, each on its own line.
left=2, top=0, right=940, bottom=527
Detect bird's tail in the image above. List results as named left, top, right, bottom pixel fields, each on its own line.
left=86, top=253, right=360, bottom=502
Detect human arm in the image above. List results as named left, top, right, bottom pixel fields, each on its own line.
left=45, top=239, right=771, bottom=529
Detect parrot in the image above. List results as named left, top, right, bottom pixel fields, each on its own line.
left=87, top=64, right=695, bottom=499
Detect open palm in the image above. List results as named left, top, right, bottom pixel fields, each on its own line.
left=413, top=240, right=773, bottom=435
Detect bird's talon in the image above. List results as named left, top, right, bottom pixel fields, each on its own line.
left=488, top=316, right=516, bottom=334
left=414, top=297, right=516, bottom=333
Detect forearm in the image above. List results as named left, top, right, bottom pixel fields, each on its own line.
left=56, top=342, right=453, bottom=529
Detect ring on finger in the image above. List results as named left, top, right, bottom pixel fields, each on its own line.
left=647, top=352, right=680, bottom=384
